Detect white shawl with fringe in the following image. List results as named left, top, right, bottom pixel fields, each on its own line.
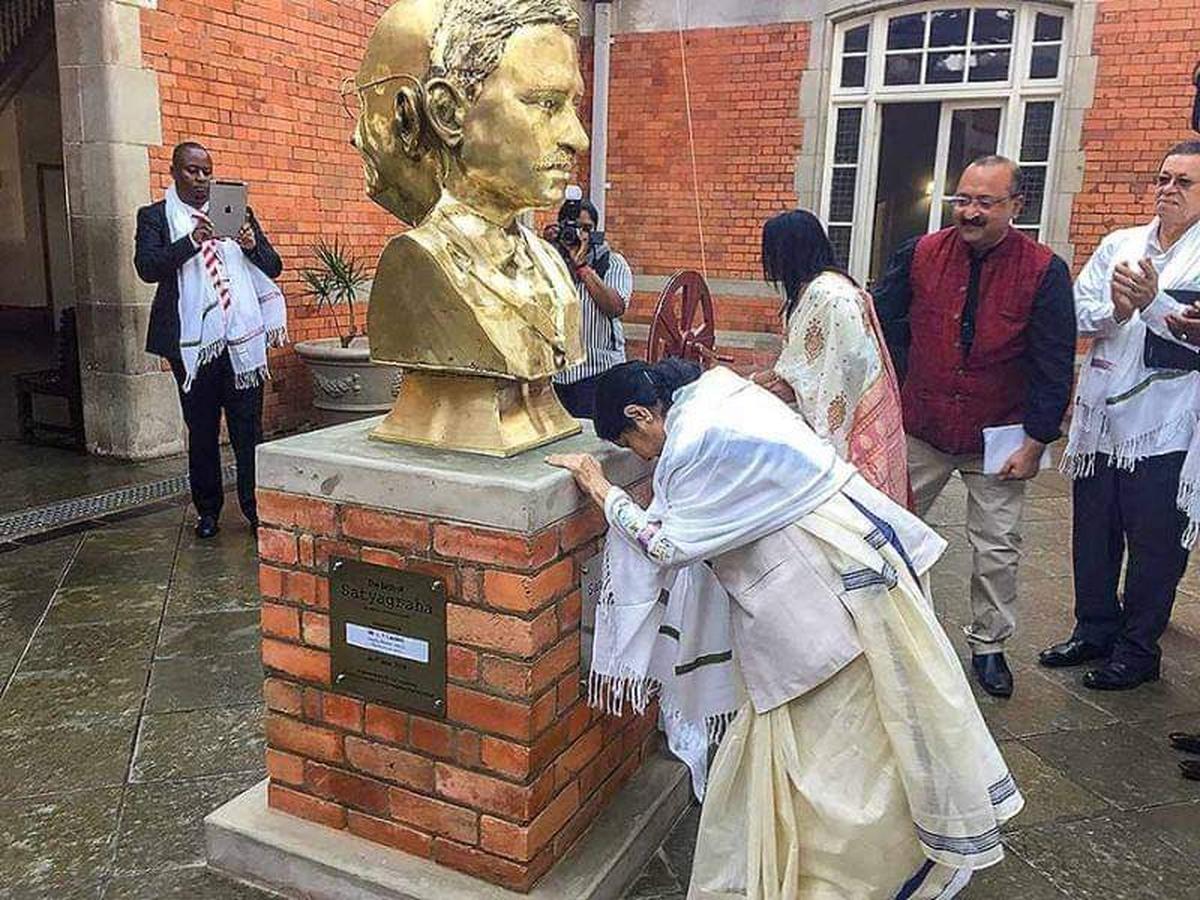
left=165, top=185, right=287, bottom=392
left=1061, top=218, right=1200, bottom=545
left=590, top=369, right=1021, bottom=872
left=590, top=368, right=850, bottom=798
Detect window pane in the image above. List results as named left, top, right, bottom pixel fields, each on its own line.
left=844, top=24, right=869, bottom=54
left=1034, top=12, right=1064, bottom=42
left=972, top=8, right=1015, bottom=45
left=886, top=13, right=925, bottom=50
left=927, top=51, right=968, bottom=84
left=829, top=225, right=852, bottom=269
left=929, top=9, right=969, bottom=47
left=841, top=55, right=867, bottom=88
left=830, top=168, right=858, bottom=221
left=1017, top=166, right=1046, bottom=225
left=834, top=108, right=863, bottom=164
left=884, top=53, right=922, bottom=85
left=968, top=49, right=1011, bottom=82
left=1021, top=101, right=1055, bottom=162
left=1030, top=45, right=1061, bottom=80
left=946, top=107, right=1002, bottom=193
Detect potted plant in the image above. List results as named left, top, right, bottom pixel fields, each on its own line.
left=293, top=238, right=401, bottom=423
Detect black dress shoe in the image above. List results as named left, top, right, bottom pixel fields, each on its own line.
left=1039, top=637, right=1109, bottom=669
left=972, top=653, right=1013, bottom=698
left=1181, top=759, right=1200, bottom=781
left=195, top=515, right=220, bottom=539
left=1169, top=732, right=1200, bottom=754
left=1082, top=659, right=1160, bottom=691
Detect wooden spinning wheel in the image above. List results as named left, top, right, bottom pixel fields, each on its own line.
left=646, top=270, right=730, bottom=367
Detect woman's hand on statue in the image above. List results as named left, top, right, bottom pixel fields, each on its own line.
left=546, top=453, right=612, bottom=507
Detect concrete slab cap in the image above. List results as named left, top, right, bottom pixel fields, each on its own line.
left=256, top=418, right=654, bottom=533
left=205, top=754, right=692, bottom=900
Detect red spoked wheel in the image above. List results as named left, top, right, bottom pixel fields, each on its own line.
left=646, top=270, right=730, bottom=367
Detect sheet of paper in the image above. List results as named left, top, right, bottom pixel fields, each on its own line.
left=982, top=424, right=1052, bottom=475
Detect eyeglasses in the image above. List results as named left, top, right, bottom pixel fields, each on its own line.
left=1156, top=173, right=1197, bottom=191
left=339, top=73, right=421, bottom=121
left=946, top=194, right=1018, bottom=211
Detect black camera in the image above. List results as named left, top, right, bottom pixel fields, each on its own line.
left=551, top=186, right=607, bottom=276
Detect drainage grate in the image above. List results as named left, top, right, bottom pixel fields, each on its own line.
left=0, top=464, right=236, bottom=541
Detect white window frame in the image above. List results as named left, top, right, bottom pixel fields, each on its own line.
left=820, top=1, right=1070, bottom=284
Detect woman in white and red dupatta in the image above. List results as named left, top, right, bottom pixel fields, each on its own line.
left=753, top=211, right=909, bottom=507
left=548, top=360, right=1021, bottom=900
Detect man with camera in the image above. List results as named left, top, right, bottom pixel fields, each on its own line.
left=544, top=192, right=633, bottom=419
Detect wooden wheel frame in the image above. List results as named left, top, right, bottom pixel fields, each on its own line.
left=646, top=270, right=726, bottom=367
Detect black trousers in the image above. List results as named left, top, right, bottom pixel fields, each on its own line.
left=1072, top=452, right=1190, bottom=668
left=554, top=374, right=602, bottom=420
left=169, top=352, right=263, bottom=524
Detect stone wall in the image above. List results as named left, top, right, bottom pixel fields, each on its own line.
left=253, top=482, right=658, bottom=891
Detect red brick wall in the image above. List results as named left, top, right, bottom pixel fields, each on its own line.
left=582, top=23, right=806, bottom=351
left=140, top=0, right=398, bottom=434
left=1069, top=1, right=1200, bottom=266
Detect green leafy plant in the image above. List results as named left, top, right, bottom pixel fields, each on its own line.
left=300, top=238, right=371, bottom=349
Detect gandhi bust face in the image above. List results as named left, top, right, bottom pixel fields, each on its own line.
left=426, top=0, right=589, bottom=225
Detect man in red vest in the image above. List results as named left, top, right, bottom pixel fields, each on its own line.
left=874, top=155, right=1076, bottom=698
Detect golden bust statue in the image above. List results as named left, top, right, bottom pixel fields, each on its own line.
left=350, top=0, right=589, bottom=456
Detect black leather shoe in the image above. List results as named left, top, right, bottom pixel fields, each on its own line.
left=1180, top=759, right=1200, bottom=781
left=1039, top=637, right=1110, bottom=669
left=1082, top=659, right=1160, bottom=691
left=972, top=653, right=1013, bottom=698
left=1169, top=732, right=1200, bottom=754
left=195, top=515, right=220, bottom=539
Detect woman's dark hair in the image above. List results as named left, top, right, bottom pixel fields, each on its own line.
left=761, top=210, right=853, bottom=320
left=593, top=358, right=702, bottom=442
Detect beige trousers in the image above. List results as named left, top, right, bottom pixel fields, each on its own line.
left=907, top=436, right=1026, bottom=655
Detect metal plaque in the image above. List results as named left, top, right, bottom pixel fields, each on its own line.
left=579, top=551, right=603, bottom=676
left=329, top=558, right=446, bottom=718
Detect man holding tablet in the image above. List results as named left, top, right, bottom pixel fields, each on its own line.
left=135, top=141, right=287, bottom=539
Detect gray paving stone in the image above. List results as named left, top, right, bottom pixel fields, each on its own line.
left=101, top=865, right=272, bottom=899
left=1038, top=663, right=1200, bottom=724
left=131, top=704, right=265, bottom=784
left=156, top=610, right=261, bottom=659
left=111, top=774, right=262, bottom=874
left=1135, top=800, right=1200, bottom=864
left=165, top=566, right=260, bottom=615
left=0, top=718, right=136, bottom=798
left=146, top=652, right=263, bottom=713
left=0, top=663, right=148, bottom=729
left=956, top=850, right=1070, bottom=899
left=42, top=582, right=166, bottom=627
left=999, top=741, right=1111, bottom=828
left=624, top=849, right=684, bottom=900
left=1006, top=813, right=1193, bottom=899
left=972, top=665, right=1116, bottom=739
left=0, top=788, right=121, bottom=897
left=20, top=620, right=158, bottom=673
left=1022, top=724, right=1200, bottom=812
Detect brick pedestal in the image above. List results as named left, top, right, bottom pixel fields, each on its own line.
left=239, top=418, right=665, bottom=894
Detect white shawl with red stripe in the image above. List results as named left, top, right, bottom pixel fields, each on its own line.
left=165, top=185, right=287, bottom=392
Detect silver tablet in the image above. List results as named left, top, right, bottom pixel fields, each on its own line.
left=208, top=180, right=247, bottom=239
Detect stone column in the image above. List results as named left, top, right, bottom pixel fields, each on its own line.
left=54, top=0, right=183, bottom=458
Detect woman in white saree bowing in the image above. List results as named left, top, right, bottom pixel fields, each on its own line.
left=548, top=359, right=1021, bottom=900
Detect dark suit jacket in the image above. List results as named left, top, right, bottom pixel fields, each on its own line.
left=134, top=200, right=283, bottom=359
